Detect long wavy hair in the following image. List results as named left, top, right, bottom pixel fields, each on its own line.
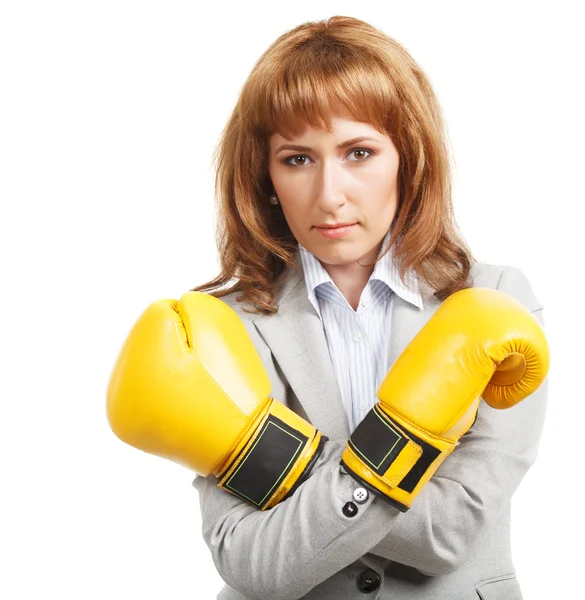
left=191, top=15, right=474, bottom=315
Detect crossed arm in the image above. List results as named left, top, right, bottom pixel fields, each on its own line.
left=193, top=268, right=547, bottom=600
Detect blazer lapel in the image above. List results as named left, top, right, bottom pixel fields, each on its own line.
left=254, top=259, right=350, bottom=441
left=388, top=280, right=441, bottom=364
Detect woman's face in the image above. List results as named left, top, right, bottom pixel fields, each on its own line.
left=268, top=110, right=400, bottom=269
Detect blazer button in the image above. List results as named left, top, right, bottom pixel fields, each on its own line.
left=356, top=569, right=381, bottom=593
left=342, top=501, right=358, bottom=517
left=353, top=487, right=369, bottom=504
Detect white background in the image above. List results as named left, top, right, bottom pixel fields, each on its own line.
left=1, top=1, right=582, bottom=598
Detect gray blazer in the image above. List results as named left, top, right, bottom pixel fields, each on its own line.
left=192, top=255, right=547, bottom=600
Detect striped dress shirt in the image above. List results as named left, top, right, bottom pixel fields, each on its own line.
left=298, top=229, right=424, bottom=433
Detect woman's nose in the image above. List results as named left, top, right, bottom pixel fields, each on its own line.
left=313, top=161, right=348, bottom=212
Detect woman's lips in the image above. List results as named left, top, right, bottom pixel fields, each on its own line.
left=315, top=224, right=357, bottom=238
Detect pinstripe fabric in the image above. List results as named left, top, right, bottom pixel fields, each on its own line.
left=298, top=229, right=423, bottom=432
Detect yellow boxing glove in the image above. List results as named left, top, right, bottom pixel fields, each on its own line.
left=106, top=292, right=326, bottom=510
left=341, top=288, right=549, bottom=512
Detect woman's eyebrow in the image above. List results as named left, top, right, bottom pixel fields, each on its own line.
left=274, top=136, right=380, bottom=154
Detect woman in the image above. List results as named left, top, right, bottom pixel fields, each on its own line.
left=190, top=15, right=547, bottom=600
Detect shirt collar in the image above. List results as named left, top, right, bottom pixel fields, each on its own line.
left=298, top=228, right=424, bottom=318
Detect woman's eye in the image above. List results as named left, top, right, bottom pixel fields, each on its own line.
left=283, top=148, right=374, bottom=167
left=286, top=155, right=310, bottom=167
left=348, top=148, right=373, bottom=162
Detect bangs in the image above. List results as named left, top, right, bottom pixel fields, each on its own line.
left=248, top=43, right=399, bottom=140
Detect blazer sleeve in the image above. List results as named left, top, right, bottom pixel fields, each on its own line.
left=367, top=265, right=548, bottom=573
left=194, top=437, right=413, bottom=600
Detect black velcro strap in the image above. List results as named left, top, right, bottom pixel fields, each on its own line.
left=348, top=404, right=442, bottom=493
left=282, top=434, right=328, bottom=502
left=396, top=426, right=441, bottom=493
left=347, top=404, right=411, bottom=476
left=222, top=415, right=309, bottom=509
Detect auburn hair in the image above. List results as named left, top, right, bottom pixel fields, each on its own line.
left=191, top=15, right=474, bottom=315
